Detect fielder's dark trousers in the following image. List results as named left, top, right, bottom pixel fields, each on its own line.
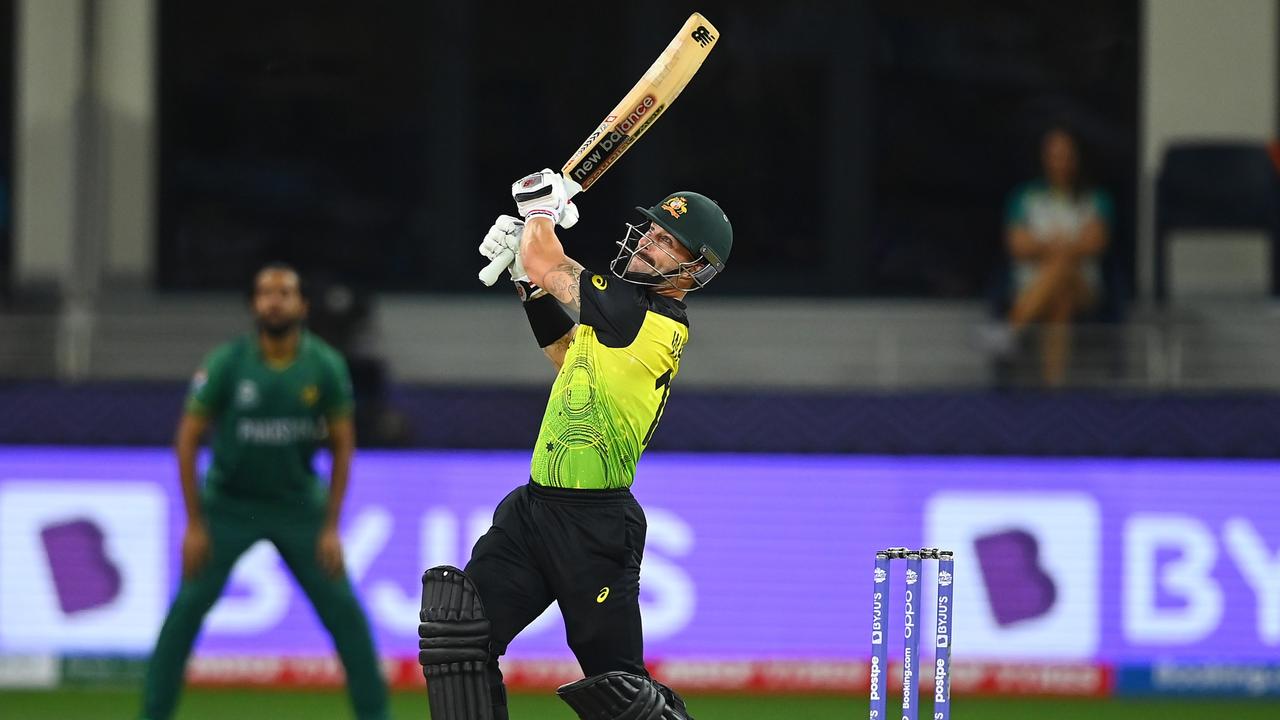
left=140, top=490, right=388, bottom=720
left=465, top=481, right=648, bottom=720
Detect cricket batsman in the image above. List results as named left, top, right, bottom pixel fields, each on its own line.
left=416, top=170, right=732, bottom=720
left=139, top=263, right=388, bottom=720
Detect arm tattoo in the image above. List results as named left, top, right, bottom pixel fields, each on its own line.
left=545, top=260, right=585, bottom=312
left=542, top=325, right=578, bottom=370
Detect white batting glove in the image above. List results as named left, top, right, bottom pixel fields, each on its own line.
left=479, top=215, right=527, bottom=281
left=559, top=201, right=580, bottom=229
left=511, top=169, right=582, bottom=227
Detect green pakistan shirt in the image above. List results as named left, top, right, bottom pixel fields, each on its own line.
left=186, top=331, right=354, bottom=502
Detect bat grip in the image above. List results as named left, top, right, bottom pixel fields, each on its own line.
left=478, top=250, right=515, bottom=286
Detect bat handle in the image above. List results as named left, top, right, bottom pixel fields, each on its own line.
left=478, top=250, right=515, bottom=286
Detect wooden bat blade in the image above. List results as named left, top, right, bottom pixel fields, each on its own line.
left=479, top=14, right=719, bottom=287
left=561, top=12, right=719, bottom=192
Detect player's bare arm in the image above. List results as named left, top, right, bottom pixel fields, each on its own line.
left=523, top=217, right=584, bottom=369
left=319, top=415, right=354, bottom=576
left=324, top=414, right=355, bottom=529
left=174, top=412, right=210, bottom=523
left=521, top=217, right=585, bottom=311
left=477, top=213, right=579, bottom=370
left=541, top=325, right=577, bottom=370
left=175, top=412, right=211, bottom=577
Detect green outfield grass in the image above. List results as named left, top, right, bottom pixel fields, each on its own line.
left=2, top=688, right=1279, bottom=719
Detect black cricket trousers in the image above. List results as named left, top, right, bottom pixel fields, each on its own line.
left=464, top=481, right=649, bottom=720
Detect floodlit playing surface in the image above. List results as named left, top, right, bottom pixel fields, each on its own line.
left=5, top=689, right=1280, bottom=719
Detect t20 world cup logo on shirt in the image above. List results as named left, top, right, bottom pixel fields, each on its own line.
left=236, top=380, right=259, bottom=409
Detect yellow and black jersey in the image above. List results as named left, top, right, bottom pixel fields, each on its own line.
left=530, top=269, right=689, bottom=489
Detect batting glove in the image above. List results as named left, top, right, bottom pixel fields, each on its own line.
left=511, top=169, right=582, bottom=228
left=479, top=215, right=528, bottom=281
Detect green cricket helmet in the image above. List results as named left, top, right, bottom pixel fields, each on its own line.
left=611, top=191, right=733, bottom=290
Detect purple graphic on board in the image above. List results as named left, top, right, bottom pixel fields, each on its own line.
left=2, top=448, right=1280, bottom=664
left=974, top=529, right=1057, bottom=626
left=40, top=519, right=122, bottom=614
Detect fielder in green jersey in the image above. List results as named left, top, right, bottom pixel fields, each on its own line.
left=140, top=264, right=387, bottom=720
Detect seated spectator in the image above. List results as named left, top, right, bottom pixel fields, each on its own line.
left=1003, top=126, right=1113, bottom=386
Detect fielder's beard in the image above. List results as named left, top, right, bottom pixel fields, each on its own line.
left=257, top=317, right=302, bottom=338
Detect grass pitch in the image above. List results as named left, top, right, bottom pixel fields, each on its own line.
left=3, top=688, right=1280, bottom=719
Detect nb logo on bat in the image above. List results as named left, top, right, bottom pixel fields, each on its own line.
left=691, top=26, right=714, bottom=47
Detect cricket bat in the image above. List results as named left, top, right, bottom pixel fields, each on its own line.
left=478, top=12, right=720, bottom=286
